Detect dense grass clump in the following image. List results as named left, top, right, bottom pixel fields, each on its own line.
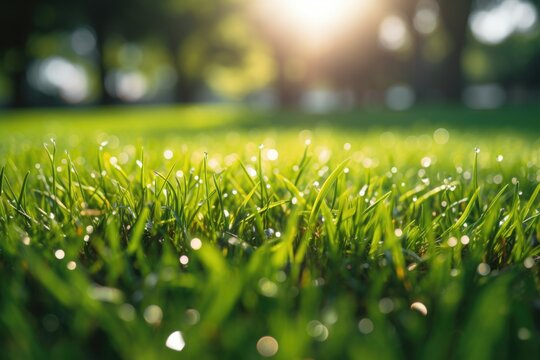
left=0, top=106, right=539, bottom=359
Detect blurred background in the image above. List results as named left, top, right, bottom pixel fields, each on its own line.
left=0, top=0, right=539, bottom=111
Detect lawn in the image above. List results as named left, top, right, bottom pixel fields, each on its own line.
left=1, top=105, right=539, bottom=359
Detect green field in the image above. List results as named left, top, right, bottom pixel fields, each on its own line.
left=1, top=106, right=539, bottom=359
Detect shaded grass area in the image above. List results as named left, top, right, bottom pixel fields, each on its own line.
left=2, top=103, right=540, bottom=136
left=0, top=105, right=540, bottom=359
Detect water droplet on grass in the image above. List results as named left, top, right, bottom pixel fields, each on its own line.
left=523, top=257, right=534, bottom=269
left=144, top=305, right=163, bottom=325
left=54, top=249, right=65, bottom=260
left=378, top=298, right=394, bottom=314
left=118, top=303, right=136, bottom=321
left=179, top=255, right=189, bottom=265
left=184, top=308, right=200, bottom=325
left=259, top=278, right=278, bottom=297
left=447, top=237, right=458, bottom=247
left=410, top=301, right=428, bottom=316
left=256, top=336, right=279, bottom=357
left=517, top=327, right=531, bottom=341
left=358, top=318, right=374, bottom=334
left=264, top=228, right=275, bottom=239
left=190, top=238, right=202, bottom=250
left=477, top=263, right=491, bottom=276
left=266, top=148, right=279, bottom=161
left=306, top=320, right=328, bottom=341
left=421, top=157, right=432, bottom=168
left=163, top=150, right=173, bottom=160
left=433, top=128, right=449, bottom=144
left=165, top=331, right=185, bottom=351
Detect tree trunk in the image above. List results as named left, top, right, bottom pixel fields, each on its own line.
left=10, top=59, right=28, bottom=108
left=438, top=0, right=473, bottom=101
left=94, top=26, right=116, bottom=105
left=275, top=51, right=300, bottom=108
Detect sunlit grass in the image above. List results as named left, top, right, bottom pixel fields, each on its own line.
left=1, top=106, right=539, bottom=359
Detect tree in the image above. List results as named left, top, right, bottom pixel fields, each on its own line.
left=437, top=0, right=473, bottom=101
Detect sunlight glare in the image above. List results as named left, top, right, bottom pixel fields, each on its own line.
left=259, top=0, right=370, bottom=46
left=283, top=0, right=352, bottom=30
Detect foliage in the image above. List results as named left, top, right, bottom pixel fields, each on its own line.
left=0, top=106, right=539, bottom=359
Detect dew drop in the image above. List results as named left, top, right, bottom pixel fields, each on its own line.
left=54, top=249, right=65, bottom=260
left=358, top=318, right=374, bottom=334
left=190, top=238, right=202, bottom=250
left=256, top=336, right=279, bottom=357
left=477, top=262, right=491, bottom=276
left=143, top=305, right=163, bottom=325
left=163, top=150, right=173, bottom=160
left=523, top=257, right=534, bottom=269
left=378, top=298, right=394, bottom=314
left=165, top=331, right=185, bottom=351
left=410, top=301, right=428, bottom=316
left=118, top=303, right=136, bottom=321
left=267, top=149, right=279, bottom=161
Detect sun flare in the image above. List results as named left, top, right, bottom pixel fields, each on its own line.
left=258, top=0, right=369, bottom=45
left=282, top=0, right=354, bottom=30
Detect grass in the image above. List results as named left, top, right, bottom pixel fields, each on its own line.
left=0, top=105, right=539, bottom=359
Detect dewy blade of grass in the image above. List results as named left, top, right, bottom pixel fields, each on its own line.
left=154, top=164, right=176, bottom=199
left=16, top=171, right=30, bottom=210
left=138, top=148, right=145, bottom=211
left=293, top=143, right=311, bottom=186
left=231, top=181, right=259, bottom=228
left=239, top=200, right=289, bottom=224
left=238, top=160, right=256, bottom=187
left=473, top=147, right=482, bottom=214
left=523, top=212, right=540, bottom=224
left=320, top=201, right=337, bottom=254
left=521, top=182, right=540, bottom=220
left=66, top=152, right=89, bottom=207
left=441, top=187, right=480, bottom=238
left=257, top=145, right=266, bottom=210
left=203, top=153, right=215, bottom=234
left=0, top=165, right=4, bottom=196
left=66, top=152, right=73, bottom=219
left=294, top=158, right=349, bottom=271
left=275, top=173, right=306, bottom=206
left=44, top=140, right=57, bottom=208
left=307, top=158, right=349, bottom=227
left=362, top=191, right=392, bottom=217
left=127, top=207, right=149, bottom=254
left=213, top=174, right=227, bottom=231
left=411, top=182, right=459, bottom=210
